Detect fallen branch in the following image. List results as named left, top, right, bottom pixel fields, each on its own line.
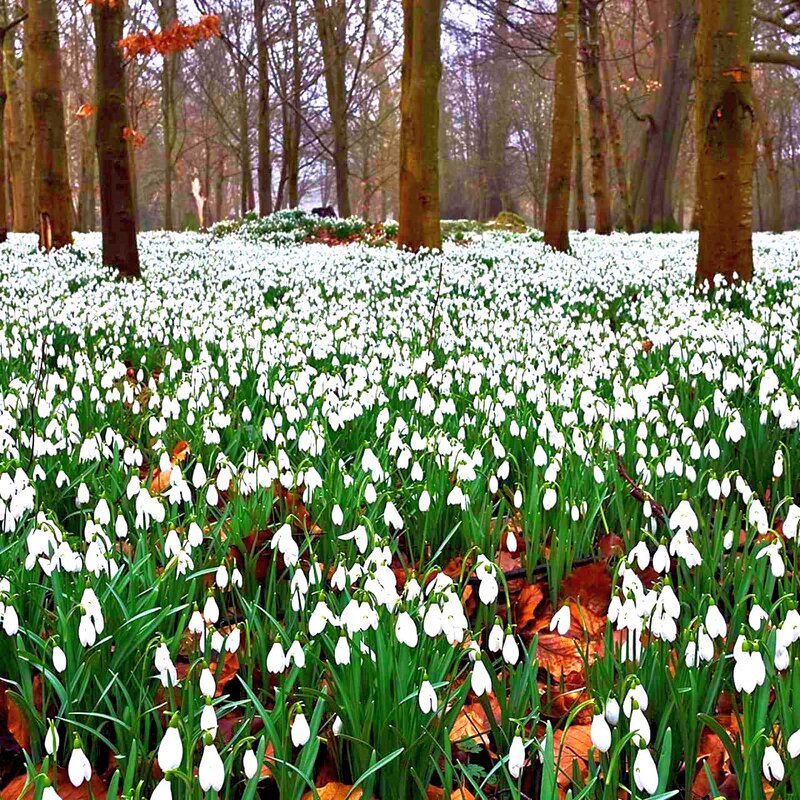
left=615, top=452, right=667, bottom=523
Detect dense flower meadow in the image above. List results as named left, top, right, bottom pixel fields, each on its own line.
left=1, top=228, right=800, bottom=800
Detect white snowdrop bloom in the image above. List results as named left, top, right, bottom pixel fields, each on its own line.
left=215, top=565, right=229, bottom=589
left=652, top=544, right=670, bottom=574
left=590, top=713, right=612, bottom=753
left=331, top=504, right=343, bottom=526
left=200, top=703, right=218, bottom=737
left=267, top=641, right=287, bottom=673
left=76, top=483, right=90, bottom=506
left=508, top=734, right=525, bottom=779
left=733, top=637, right=766, bottom=694
left=787, top=729, right=800, bottom=758
left=542, top=487, right=557, bottom=510
left=44, top=721, right=59, bottom=755
left=419, top=679, right=438, bottom=713
left=395, top=611, right=418, bottom=648
left=52, top=645, right=67, bottom=673
left=158, top=726, right=184, bottom=772
left=633, top=747, right=658, bottom=795
left=334, top=634, right=351, bottom=665
left=550, top=605, right=570, bottom=636
left=203, top=595, right=220, bottom=624
left=199, top=743, right=225, bottom=792
left=419, top=490, right=431, bottom=512
left=384, top=501, right=403, bottom=530
left=151, top=779, right=172, bottom=800
left=68, top=744, right=92, bottom=787
left=225, top=627, right=242, bottom=654
left=749, top=604, right=769, bottom=631
left=286, top=639, right=305, bottom=668
left=502, top=632, right=520, bottom=665
left=605, top=698, right=620, bottom=726
left=622, top=683, right=649, bottom=716
left=783, top=504, right=800, bottom=539
left=629, top=707, right=651, bottom=747
left=471, top=657, right=493, bottom=696
left=488, top=622, right=504, bottom=652
left=763, top=745, right=785, bottom=783
left=669, top=499, right=698, bottom=533
left=339, top=524, right=368, bottom=554
left=243, top=748, right=258, bottom=780
left=199, top=668, right=216, bottom=698
left=291, top=711, right=310, bottom=747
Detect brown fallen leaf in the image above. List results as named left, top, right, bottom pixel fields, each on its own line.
left=426, top=786, right=476, bottom=800
left=301, top=782, right=363, bottom=800
left=559, top=562, right=611, bottom=619
left=1, top=767, right=107, bottom=800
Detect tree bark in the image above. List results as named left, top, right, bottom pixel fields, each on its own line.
left=632, top=0, right=697, bottom=232
left=754, top=96, right=783, bottom=232
left=544, top=0, right=579, bottom=252
left=287, top=0, right=301, bottom=208
left=695, top=0, right=754, bottom=285
left=93, top=0, right=140, bottom=278
left=29, top=0, right=74, bottom=249
left=600, top=31, right=634, bottom=233
left=397, top=0, right=443, bottom=251
left=4, top=26, right=33, bottom=231
left=314, top=0, right=351, bottom=217
left=77, top=115, right=97, bottom=232
left=255, top=0, right=272, bottom=215
left=0, top=16, right=23, bottom=242
left=574, top=101, right=587, bottom=232
left=579, top=0, right=611, bottom=234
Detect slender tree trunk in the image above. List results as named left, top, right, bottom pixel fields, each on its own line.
left=600, top=32, right=633, bottom=233
left=397, top=0, right=443, bottom=251
left=632, top=0, right=697, bottom=232
left=29, top=0, right=73, bottom=248
left=544, top=0, right=579, bottom=252
left=287, top=0, right=301, bottom=208
left=579, top=0, right=611, bottom=234
left=214, top=149, right=225, bottom=222
left=695, top=0, right=754, bottom=285
left=93, top=0, right=140, bottom=278
left=574, top=101, right=587, bottom=232
left=314, top=0, right=351, bottom=217
left=4, top=28, right=33, bottom=230
left=77, top=116, right=97, bottom=231
left=0, top=17, right=23, bottom=242
left=754, top=98, right=783, bottom=233
left=255, top=0, right=273, bottom=215
left=155, top=0, right=181, bottom=230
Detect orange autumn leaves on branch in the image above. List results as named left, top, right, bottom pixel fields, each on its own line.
left=119, top=14, right=220, bottom=58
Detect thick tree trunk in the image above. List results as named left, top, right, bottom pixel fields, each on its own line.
left=314, top=0, right=351, bottom=217
left=754, top=98, right=783, bottom=232
left=287, top=0, right=301, bottom=208
left=632, top=0, right=697, bottom=232
left=29, top=0, right=73, bottom=249
left=4, top=30, right=33, bottom=231
left=255, top=0, right=273, bottom=216
left=574, top=101, right=587, bottom=232
left=600, top=32, right=634, bottom=233
left=544, top=0, right=579, bottom=252
left=93, top=0, right=140, bottom=278
left=695, top=0, right=754, bottom=285
left=0, top=17, right=22, bottom=242
left=397, top=0, right=443, bottom=251
left=579, top=0, right=611, bottom=234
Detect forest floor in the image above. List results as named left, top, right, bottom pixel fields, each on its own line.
left=0, top=227, right=799, bottom=800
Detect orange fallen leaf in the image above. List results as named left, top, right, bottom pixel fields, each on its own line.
left=75, top=103, right=95, bottom=118
left=1, top=768, right=107, bottom=800
left=426, top=787, right=476, bottom=800
left=301, top=783, right=363, bottom=800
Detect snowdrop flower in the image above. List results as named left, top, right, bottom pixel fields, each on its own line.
left=749, top=604, right=769, bottom=631
left=203, top=595, right=220, bottom=624
left=669, top=499, right=698, bottom=533
left=733, top=637, right=766, bottom=693
left=44, top=721, right=59, bottom=756
left=291, top=710, right=310, bottom=747
left=629, top=707, right=651, bottom=747
left=542, top=487, right=557, bottom=510
left=151, top=779, right=172, bottom=800
left=267, top=641, right=287, bottom=673
left=763, top=745, right=785, bottom=782
left=395, top=611, right=418, bottom=648
left=502, top=632, right=520, bottom=665
left=243, top=748, right=258, bottom=780
left=605, top=698, right=620, bottom=726
left=471, top=656, right=493, bottom=696
left=508, top=734, right=525, bottom=779
left=331, top=504, right=343, bottom=526
left=52, top=645, right=66, bottom=673
left=419, top=679, right=438, bottom=713
left=787, top=729, right=800, bottom=758
left=68, top=742, right=92, bottom=786
left=419, top=490, right=431, bottom=512
left=158, top=724, right=183, bottom=772
left=550, top=605, right=570, bottom=636
left=704, top=603, right=727, bottom=639
left=199, top=667, right=216, bottom=698
left=590, top=713, right=612, bottom=753
left=199, top=741, right=225, bottom=792
left=200, top=701, right=218, bottom=737
left=633, top=746, right=658, bottom=795
left=652, top=544, right=670, bottom=574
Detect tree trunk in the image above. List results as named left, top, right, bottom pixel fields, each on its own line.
left=77, top=116, right=97, bottom=232
left=314, top=0, right=351, bottom=217
left=4, top=28, right=33, bottom=231
left=574, top=101, right=587, bottom=232
left=754, top=97, right=782, bottom=233
left=632, top=0, right=697, bottom=232
left=695, top=0, right=754, bottom=285
left=93, top=0, right=140, bottom=278
left=287, top=0, right=301, bottom=208
left=0, top=17, right=22, bottom=242
left=157, top=0, right=181, bottom=230
left=397, top=0, right=443, bottom=251
left=579, top=0, right=611, bottom=234
left=29, top=0, right=73, bottom=249
left=255, top=0, right=273, bottom=216
left=600, top=31, right=634, bottom=233
left=544, top=0, right=579, bottom=252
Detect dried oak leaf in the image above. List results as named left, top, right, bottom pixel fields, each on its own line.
left=559, top=562, right=611, bottom=619
left=514, top=582, right=546, bottom=639
left=426, top=787, right=476, bottom=800
left=553, top=725, right=594, bottom=795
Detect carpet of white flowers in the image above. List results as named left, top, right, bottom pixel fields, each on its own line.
left=1, top=228, right=800, bottom=800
